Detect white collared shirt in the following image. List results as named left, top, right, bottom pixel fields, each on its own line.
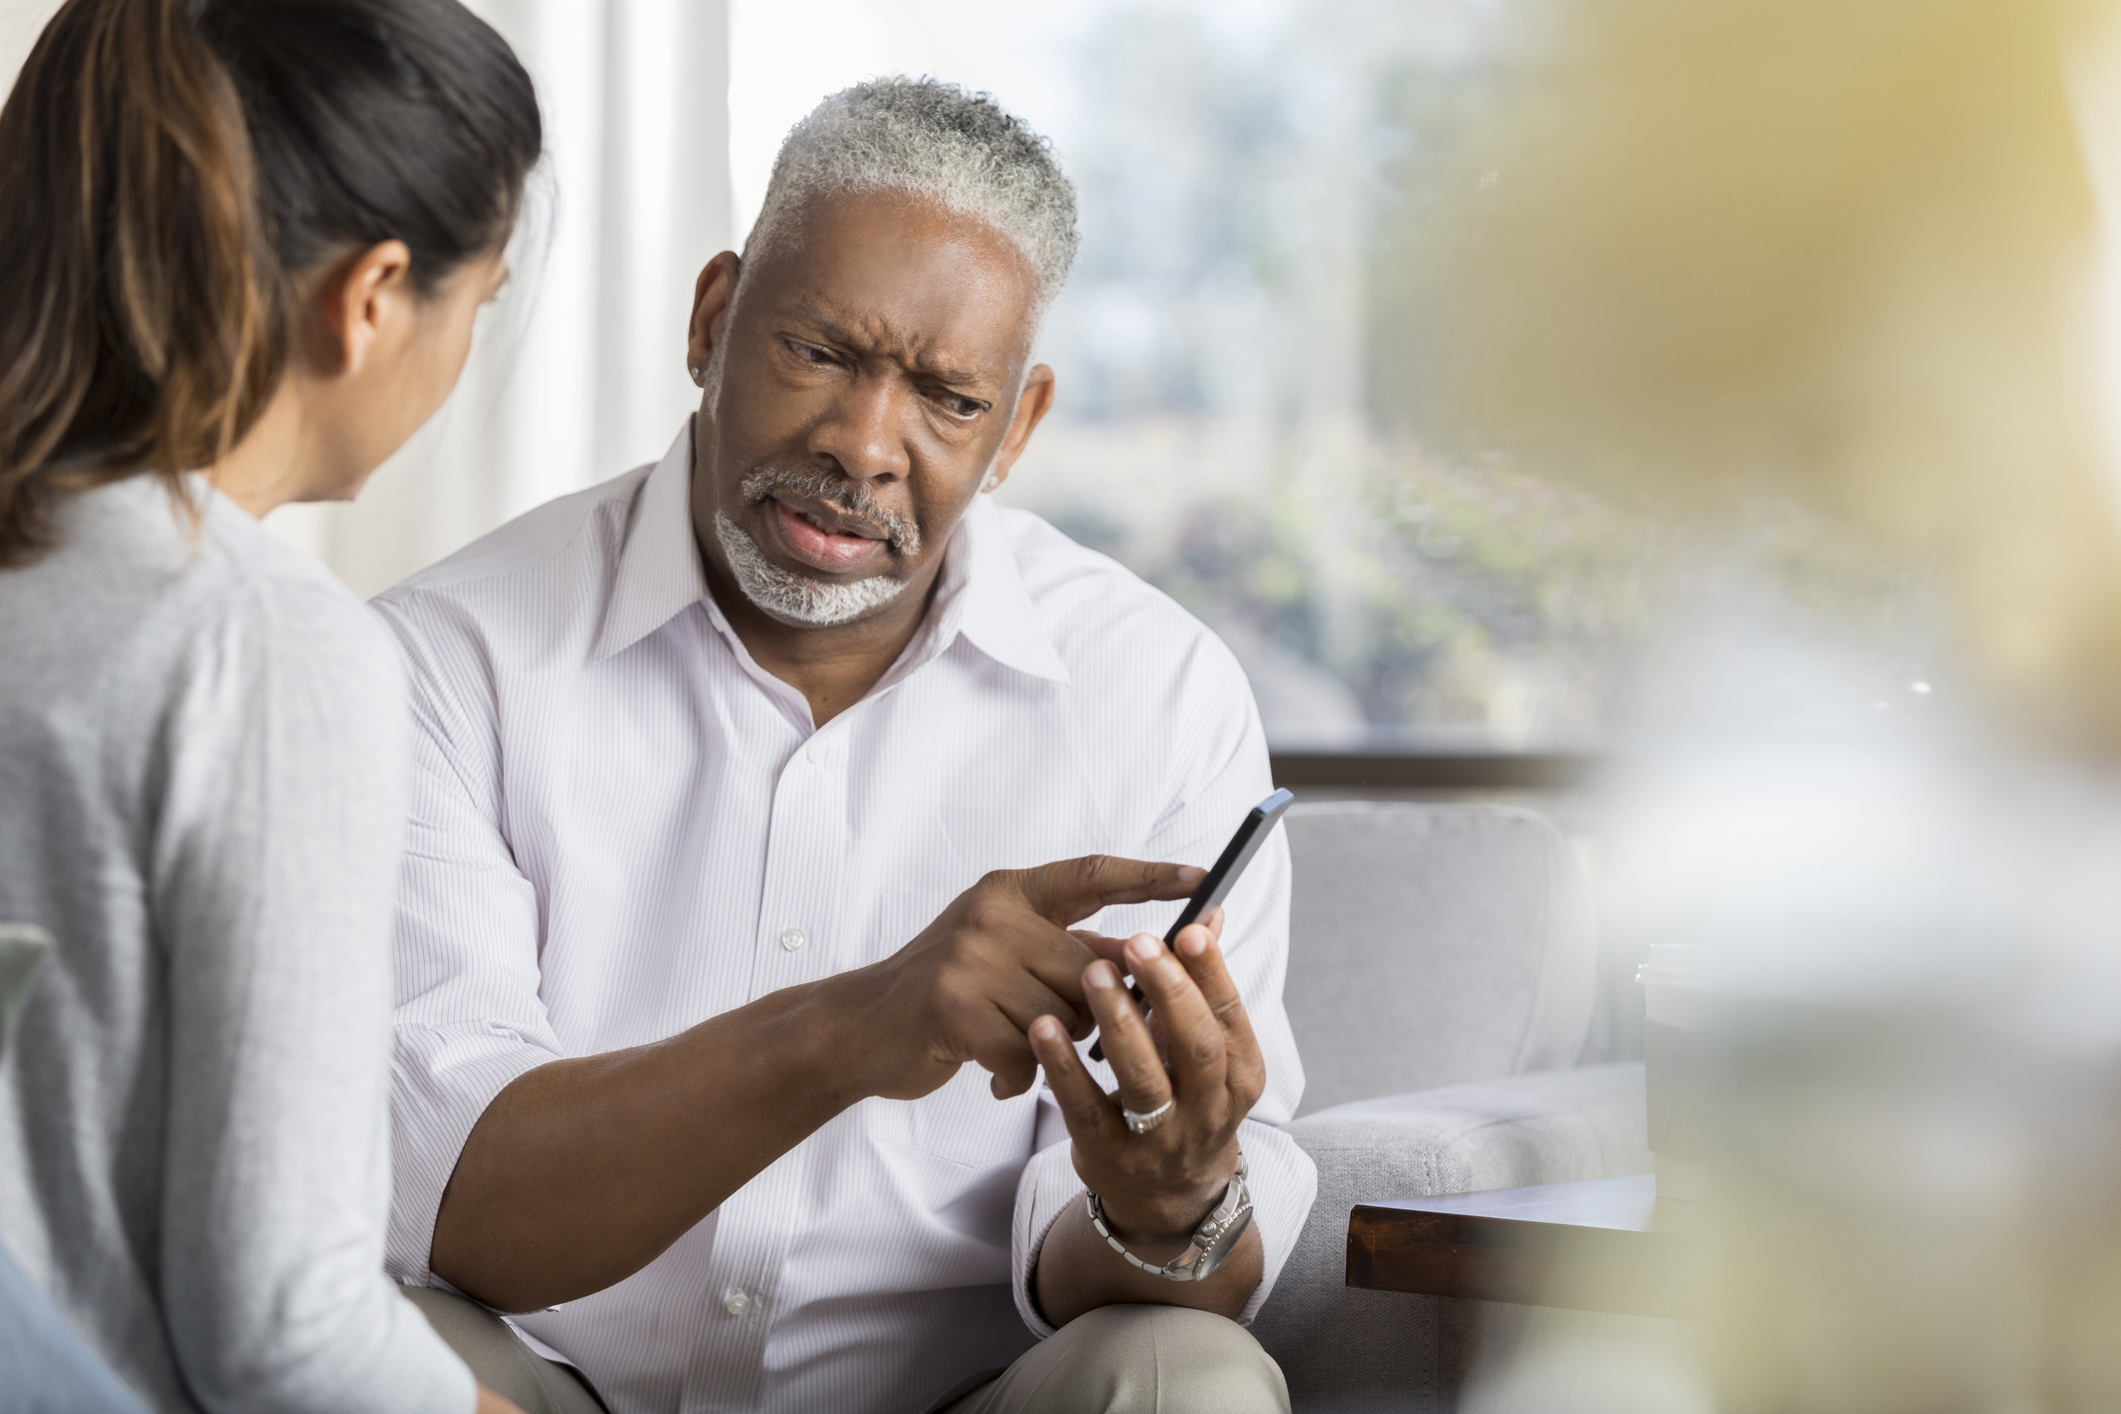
left=374, top=423, right=1316, bottom=1414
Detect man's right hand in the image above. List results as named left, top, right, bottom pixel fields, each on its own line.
left=836, top=855, right=1205, bottom=1104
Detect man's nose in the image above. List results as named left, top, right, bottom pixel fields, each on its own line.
left=808, top=371, right=913, bottom=482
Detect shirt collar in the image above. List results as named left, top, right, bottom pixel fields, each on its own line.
left=925, top=493, right=1071, bottom=687
left=592, top=421, right=707, bottom=662
left=591, top=423, right=1069, bottom=688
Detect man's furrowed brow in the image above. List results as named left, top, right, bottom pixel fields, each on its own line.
left=785, top=297, right=862, bottom=346
left=785, top=297, right=1002, bottom=391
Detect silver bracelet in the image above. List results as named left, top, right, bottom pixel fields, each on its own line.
left=1083, top=1155, right=1252, bottom=1283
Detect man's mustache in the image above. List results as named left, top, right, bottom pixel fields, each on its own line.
left=737, top=464, right=921, bottom=557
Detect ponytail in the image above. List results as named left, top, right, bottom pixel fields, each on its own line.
left=0, top=0, right=541, bottom=567
left=0, top=0, right=276, bottom=563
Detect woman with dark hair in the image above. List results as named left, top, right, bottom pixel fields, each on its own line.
left=0, top=2, right=542, bottom=1410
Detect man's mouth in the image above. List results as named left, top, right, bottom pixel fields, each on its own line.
left=768, top=494, right=890, bottom=573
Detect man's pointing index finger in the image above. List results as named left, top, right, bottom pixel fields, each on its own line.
left=1012, top=855, right=1205, bottom=927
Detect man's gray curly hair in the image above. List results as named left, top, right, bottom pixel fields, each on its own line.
left=741, top=77, right=1081, bottom=324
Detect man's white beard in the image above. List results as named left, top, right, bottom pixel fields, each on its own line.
left=713, top=511, right=913, bottom=627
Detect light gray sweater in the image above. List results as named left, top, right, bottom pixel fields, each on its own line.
left=0, top=478, right=472, bottom=1413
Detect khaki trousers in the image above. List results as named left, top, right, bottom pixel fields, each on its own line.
left=400, top=1286, right=1288, bottom=1414
left=937, top=1304, right=1290, bottom=1414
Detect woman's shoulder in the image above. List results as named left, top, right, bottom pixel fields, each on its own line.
left=186, top=489, right=401, bottom=690
left=8, top=477, right=393, bottom=697
left=0, top=478, right=404, bottom=847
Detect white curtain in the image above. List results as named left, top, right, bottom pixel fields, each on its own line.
left=1, top=0, right=732, bottom=598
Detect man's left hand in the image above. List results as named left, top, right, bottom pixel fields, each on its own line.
left=1029, top=907, right=1264, bottom=1264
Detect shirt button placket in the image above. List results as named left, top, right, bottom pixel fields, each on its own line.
left=707, top=727, right=838, bottom=1406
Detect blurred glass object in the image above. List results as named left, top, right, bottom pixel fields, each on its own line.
left=1403, top=0, right=2121, bottom=1409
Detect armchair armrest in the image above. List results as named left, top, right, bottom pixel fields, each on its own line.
left=1289, top=1061, right=1650, bottom=1202
left=1252, top=1063, right=1649, bottom=1411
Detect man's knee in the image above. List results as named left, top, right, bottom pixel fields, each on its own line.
left=1054, top=1303, right=1289, bottom=1414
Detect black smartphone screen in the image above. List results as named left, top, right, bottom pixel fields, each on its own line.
left=1087, top=787, right=1295, bottom=1061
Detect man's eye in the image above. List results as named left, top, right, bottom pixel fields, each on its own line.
left=939, top=393, right=989, bottom=419
left=788, top=341, right=835, bottom=364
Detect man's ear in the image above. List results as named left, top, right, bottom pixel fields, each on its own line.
left=687, top=251, right=743, bottom=384
left=984, top=364, right=1057, bottom=493
left=316, top=240, right=415, bottom=378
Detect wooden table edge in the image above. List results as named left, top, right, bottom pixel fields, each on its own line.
left=1343, top=1177, right=1710, bottom=1320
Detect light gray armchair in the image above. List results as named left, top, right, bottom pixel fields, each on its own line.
left=1249, top=804, right=1651, bottom=1412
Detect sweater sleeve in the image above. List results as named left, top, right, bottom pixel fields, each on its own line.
left=150, top=577, right=474, bottom=1414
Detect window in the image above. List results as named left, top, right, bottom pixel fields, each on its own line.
left=732, top=0, right=1656, bottom=752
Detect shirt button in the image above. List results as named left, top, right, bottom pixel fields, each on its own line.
left=723, top=1289, right=752, bottom=1316
left=805, top=739, right=825, bottom=765
left=779, top=927, right=807, bottom=952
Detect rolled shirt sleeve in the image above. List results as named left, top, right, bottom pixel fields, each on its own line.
left=1009, top=637, right=1319, bottom=1336
left=374, top=598, right=563, bottom=1286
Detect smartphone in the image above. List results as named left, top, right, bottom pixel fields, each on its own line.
left=1086, top=787, right=1295, bottom=1062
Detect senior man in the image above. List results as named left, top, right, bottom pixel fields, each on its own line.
left=378, top=80, right=1315, bottom=1414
